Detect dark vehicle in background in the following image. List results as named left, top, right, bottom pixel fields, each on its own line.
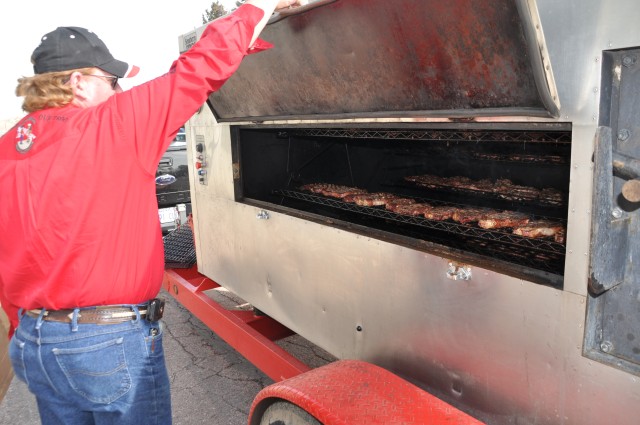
left=156, top=128, right=191, bottom=234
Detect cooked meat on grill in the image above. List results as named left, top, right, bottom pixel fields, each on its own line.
left=512, top=220, right=565, bottom=239
left=424, top=206, right=459, bottom=221
left=405, top=174, right=444, bottom=188
left=452, top=208, right=498, bottom=224
left=405, top=174, right=541, bottom=200
left=472, top=153, right=567, bottom=164
left=343, top=193, right=364, bottom=203
left=492, top=179, right=541, bottom=200
left=502, top=187, right=541, bottom=200
left=300, top=183, right=369, bottom=199
left=478, top=211, right=531, bottom=229
left=444, top=176, right=473, bottom=188
left=300, top=183, right=333, bottom=193
left=540, top=187, right=564, bottom=204
left=390, top=203, right=434, bottom=216
left=384, top=198, right=416, bottom=210
left=321, top=185, right=368, bottom=199
left=554, top=228, right=566, bottom=244
left=465, top=179, right=494, bottom=191
left=349, top=192, right=401, bottom=206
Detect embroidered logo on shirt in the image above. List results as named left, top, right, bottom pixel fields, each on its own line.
left=16, top=118, right=37, bottom=153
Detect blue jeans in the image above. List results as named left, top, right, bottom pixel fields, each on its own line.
left=9, top=307, right=171, bottom=425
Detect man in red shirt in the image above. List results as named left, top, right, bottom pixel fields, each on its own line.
left=0, top=0, right=301, bottom=423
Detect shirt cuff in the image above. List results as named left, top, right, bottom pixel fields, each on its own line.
left=248, top=38, right=274, bottom=54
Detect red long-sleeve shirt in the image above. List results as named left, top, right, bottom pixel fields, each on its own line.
left=0, top=4, right=270, bottom=335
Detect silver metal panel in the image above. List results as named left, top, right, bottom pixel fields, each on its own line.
left=209, top=0, right=558, bottom=121
left=183, top=0, right=640, bottom=423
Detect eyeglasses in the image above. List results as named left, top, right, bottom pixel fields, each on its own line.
left=84, top=74, right=119, bottom=90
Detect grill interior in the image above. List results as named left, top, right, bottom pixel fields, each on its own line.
left=234, top=124, right=571, bottom=287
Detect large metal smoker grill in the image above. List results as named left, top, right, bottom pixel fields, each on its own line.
left=177, top=0, right=640, bottom=423
left=236, top=124, right=571, bottom=287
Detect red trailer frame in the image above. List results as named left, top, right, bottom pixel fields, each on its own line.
left=163, top=267, right=484, bottom=424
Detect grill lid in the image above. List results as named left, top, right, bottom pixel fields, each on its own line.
left=206, top=0, right=559, bottom=122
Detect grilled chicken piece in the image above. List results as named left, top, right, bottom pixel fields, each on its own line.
left=404, top=174, right=560, bottom=205
left=513, top=220, right=565, bottom=239
left=493, top=179, right=541, bottom=200
left=405, top=174, right=445, bottom=188
left=384, top=198, right=416, bottom=210
left=391, top=203, right=433, bottom=216
left=300, top=183, right=333, bottom=193
left=300, top=183, right=368, bottom=199
left=321, top=185, right=368, bottom=199
left=540, top=187, right=564, bottom=204
left=349, top=193, right=400, bottom=206
left=452, top=208, right=498, bottom=224
left=478, top=211, right=530, bottom=229
left=424, top=206, right=458, bottom=221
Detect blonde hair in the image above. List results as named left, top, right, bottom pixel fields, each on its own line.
left=16, top=67, right=94, bottom=113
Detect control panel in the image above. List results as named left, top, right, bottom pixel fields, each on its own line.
left=194, top=134, right=208, bottom=185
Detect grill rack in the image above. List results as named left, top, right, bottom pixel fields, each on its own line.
left=399, top=181, right=567, bottom=207
left=275, top=189, right=566, bottom=255
left=290, top=128, right=571, bottom=145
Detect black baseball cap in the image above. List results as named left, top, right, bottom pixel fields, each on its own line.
left=31, top=26, right=139, bottom=78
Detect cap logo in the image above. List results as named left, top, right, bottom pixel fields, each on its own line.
left=15, top=118, right=37, bottom=153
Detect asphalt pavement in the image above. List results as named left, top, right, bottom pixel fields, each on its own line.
left=0, top=289, right=335, bottom=424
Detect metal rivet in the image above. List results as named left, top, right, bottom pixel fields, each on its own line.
left=600, top=341, right=614, bottom=353
left=622, top=55, right=636, bottom=67
left=618, top=129, right=631, bottom=142
left=612, top=208, right=623, bottom=219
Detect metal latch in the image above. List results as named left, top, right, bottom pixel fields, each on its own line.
left=446, top=262, right=472, bottom=281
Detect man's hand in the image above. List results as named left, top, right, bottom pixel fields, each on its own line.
left=245, top=0, right=308, bottom=46
left=275, top=0, right=307, bottom=11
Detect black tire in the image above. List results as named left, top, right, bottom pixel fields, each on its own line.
left=259, top=401, right=322, bottom=425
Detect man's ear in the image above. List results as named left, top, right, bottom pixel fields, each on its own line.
left=68, top=71, right=86, bottom=98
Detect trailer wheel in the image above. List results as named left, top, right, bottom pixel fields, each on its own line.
left=259, top=401, right=322, bottom=425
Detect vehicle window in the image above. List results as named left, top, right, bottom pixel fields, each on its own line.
left=170, top=127, right=186, bottom=147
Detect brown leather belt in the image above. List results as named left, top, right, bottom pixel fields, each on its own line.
left=26, top=306, right=148, bottom=324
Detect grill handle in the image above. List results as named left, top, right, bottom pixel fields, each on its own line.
left=612, top=151, right=640, bottom=202
left=590, top=126, right=630, bottom=295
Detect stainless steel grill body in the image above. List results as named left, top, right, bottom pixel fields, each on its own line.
left=181, top=1, right=640, bottom=423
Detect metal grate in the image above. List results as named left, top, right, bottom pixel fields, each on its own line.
left=274, top=189, right=566, bottom=275
left=290, top=128, right=571, bottom=145
left=395, top=181, right=567, bottom=207
left=163, top=225, right=196, bottom=268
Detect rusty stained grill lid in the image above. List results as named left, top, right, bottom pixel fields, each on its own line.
left=208, top=0, right=559, bottom=122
